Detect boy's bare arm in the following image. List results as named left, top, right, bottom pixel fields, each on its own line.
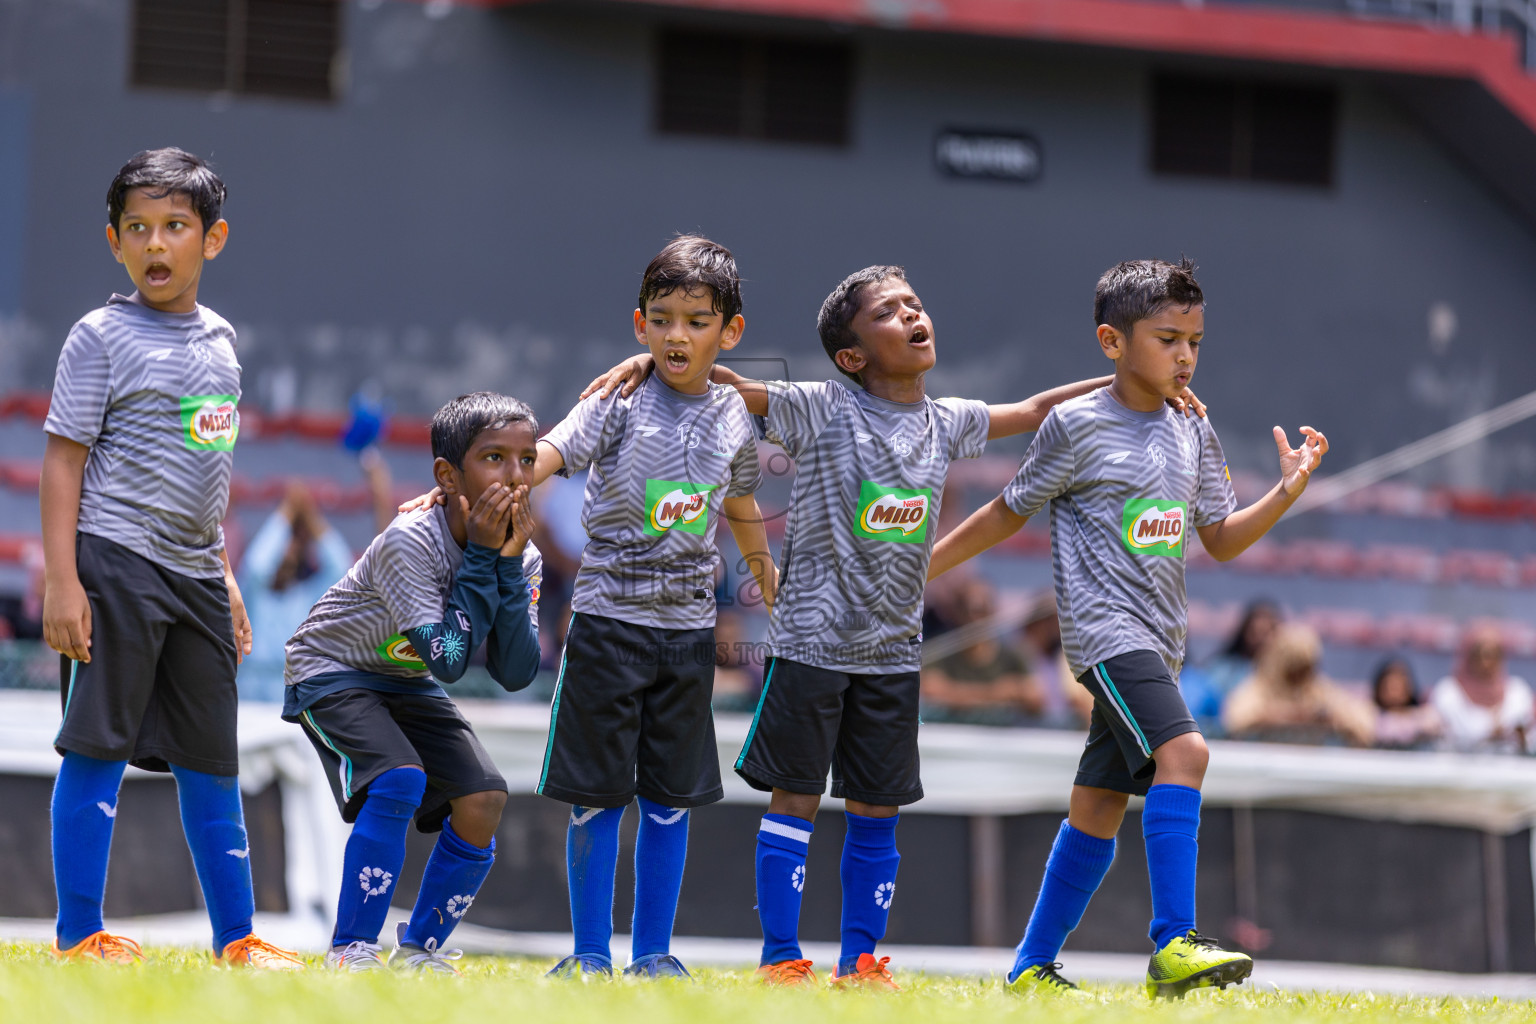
left=928, top=496, right=1030, bottom=580
left=533, top=440, right=565, bottom=487
left=1197, top=426, right=1328, bottom=562
left=987, top=376, right=1112, bottom=440
left=986, top=377, right=1208, bottom=440
left=723, top=494, right=777, bottom=608
left=219, top=547, right=252, bottom=663
left=580, top=354, right=773, bottom=417
left=40, top=434, right=92, bottom=662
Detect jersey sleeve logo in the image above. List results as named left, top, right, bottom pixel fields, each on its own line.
left=1121, top=499, right=1187, bottom=557
left=179, top=394, right=239, bottom=451
left=855, top=482, right=932, bottom=544
left=644, top=479, right=718, bottom=536
left=377, top=633, right=427, bottom=668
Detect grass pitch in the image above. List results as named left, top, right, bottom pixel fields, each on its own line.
left=0, top=944, right=1529, bottom=1024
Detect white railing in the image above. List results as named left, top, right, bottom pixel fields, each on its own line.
left=1342, top=0, right=1536, bottom=67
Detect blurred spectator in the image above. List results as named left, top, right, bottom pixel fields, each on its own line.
left=1021, top=593, right=1094, bottom=728
left=711, top=610, right=762, bottom=713
left=1371, top=656, right=1443, bottom=751
left=0, top=543, right=44, bottom=641
left=1223, top=624, right=1375, bottom=746
left=921, top=578, right=1042, bottom=725
left=1193, top=599, right=1282, bottom=717
left=920, top=569, right=969, bottom=641
left=236, top=480, right=359, bottom=701
left=532, top=469, right=587, bottom=667
left=1431, top=624, right=1535, bottom=755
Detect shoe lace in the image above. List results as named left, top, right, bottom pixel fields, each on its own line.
left=81, top=933, right=144, bottom=963
left=1183, top=932, right=1224, bottom=952
left=336, top=940, right=384, bottom=966
left=1036, top=963, right=1077, bottom=989
left=862, top=955, right=894, bottom=979
left=778, top=959, right=815, bottom=977
left=402, top=937, right=463, bottom=973
left=227, top=935, right=304, bottom=968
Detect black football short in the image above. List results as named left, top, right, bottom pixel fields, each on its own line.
left=1074, top=649, right=1200, bottom=796
left=735, top=657, right=923, bottom=806
left=293, top=686, right=506, bottom=833
left=56, top=533, right=238, bottom=775
left=536, top=612, right=722, bottom=809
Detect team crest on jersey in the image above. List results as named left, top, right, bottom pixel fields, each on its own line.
left=1121, top=499, right=1187, bottom=558
left=644, top=479, right=718, bottom=536
left=1146, top=443, right=1168, bottom=469
left=377, top=634, right=426, bottom=668
left=889, top=431, right=915, bottom=457
left=855, top=482, right=931, bottom=544
left=180, top=394, right=239, bottom=451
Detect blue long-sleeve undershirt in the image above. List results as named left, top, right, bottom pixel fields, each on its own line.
left=402, top=543, right=540, bottom=691
left=487, top=553, right=541, bottom=692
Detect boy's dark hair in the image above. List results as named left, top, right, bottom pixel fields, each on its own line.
left=1094, top=257, right=1203, bottom=337
left=638, top=235, right=743, bottom=324
left=107, top=148, right=227, bottom=234
left=817, top=265, right=906, bottom=384
left=431, top=392, right=538, bottom=469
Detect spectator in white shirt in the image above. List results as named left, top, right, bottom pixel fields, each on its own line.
left=1432, top=623, right=1534, bottom=755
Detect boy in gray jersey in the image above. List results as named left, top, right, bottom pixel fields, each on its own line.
left=286, top=392, right=544, bottom=973
left=584, top=265, right=1192, bottom=987
left=39, top=149, right=299, bottom=968
left=930, top=258, right=1328, bottom=998
left=533, top=237, right=775, bottom=980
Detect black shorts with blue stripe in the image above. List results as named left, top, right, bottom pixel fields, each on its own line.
left=536, top=612, right=722, bottom=809
left=290, top=686, right=505, bottom=833
left=1074, top=649, right=1199, bottom=796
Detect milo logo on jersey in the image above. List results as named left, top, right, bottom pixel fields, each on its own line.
left=179, top=394, right=239, bottom=451
left=1122, top=499, right=1187, bottom=557
left=644, top=479, right=718, bottom=537
left=377, top=634, right=427, bottom=669
left=855, top=482, right=932, bottom=544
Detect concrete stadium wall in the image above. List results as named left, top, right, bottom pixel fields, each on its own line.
left=5, top=1, right=1536, bottom=486
left=0, top=773, right=1524, bottom=972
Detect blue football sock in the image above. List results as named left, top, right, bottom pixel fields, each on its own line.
left=755, top=813, right=813, bottom=966
left=403, top=818, right=495, bottom=950
left=838, top=812, right=900, bottom=974
left=170, top=765, right=257, bottom=952
left=631, top=797, right=689, bottom=959
left=333, top=767, right=426, bottom=947
left=566, top=805, right=624, bottom=960
left=1009, top=821, right=1116, bottom=982
left=1143, top=784, right=1202, bottom=950
left=51, top=752, right=127, bottom=948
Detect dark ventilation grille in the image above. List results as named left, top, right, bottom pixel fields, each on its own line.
left=657, top=30, right=852, bottom=146
left=130, top=0, right=230, bottom=93
left=1152, top=74, right=1335, bottom=187
left=131, top=0, right=340, bottom=101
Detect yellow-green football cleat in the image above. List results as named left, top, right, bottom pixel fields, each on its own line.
left=1006, top=962, right=1089, bottom=997
left=1145, top=931, right=1253, bottom=998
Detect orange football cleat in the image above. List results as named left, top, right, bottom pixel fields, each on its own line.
left=220, top=934, right=306, bottom=970
left=756, top=958, right=819, bottom=987
left=831, top=953, right=899, bottom=990
left=51, top=931, right=144, bottom=964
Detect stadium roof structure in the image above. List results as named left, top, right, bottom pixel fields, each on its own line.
left=482, top=0, right=1536, bottom=224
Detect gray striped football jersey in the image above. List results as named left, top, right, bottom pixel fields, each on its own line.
left=44, top=294, right=241, bottom=579
left=1001, top=389, right=1238, bottom=679
left=541, top=376, right=762, bottom=630
left=761, top=380, right=991, bottom=673
left=284, top=504, right=543, bottom=685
